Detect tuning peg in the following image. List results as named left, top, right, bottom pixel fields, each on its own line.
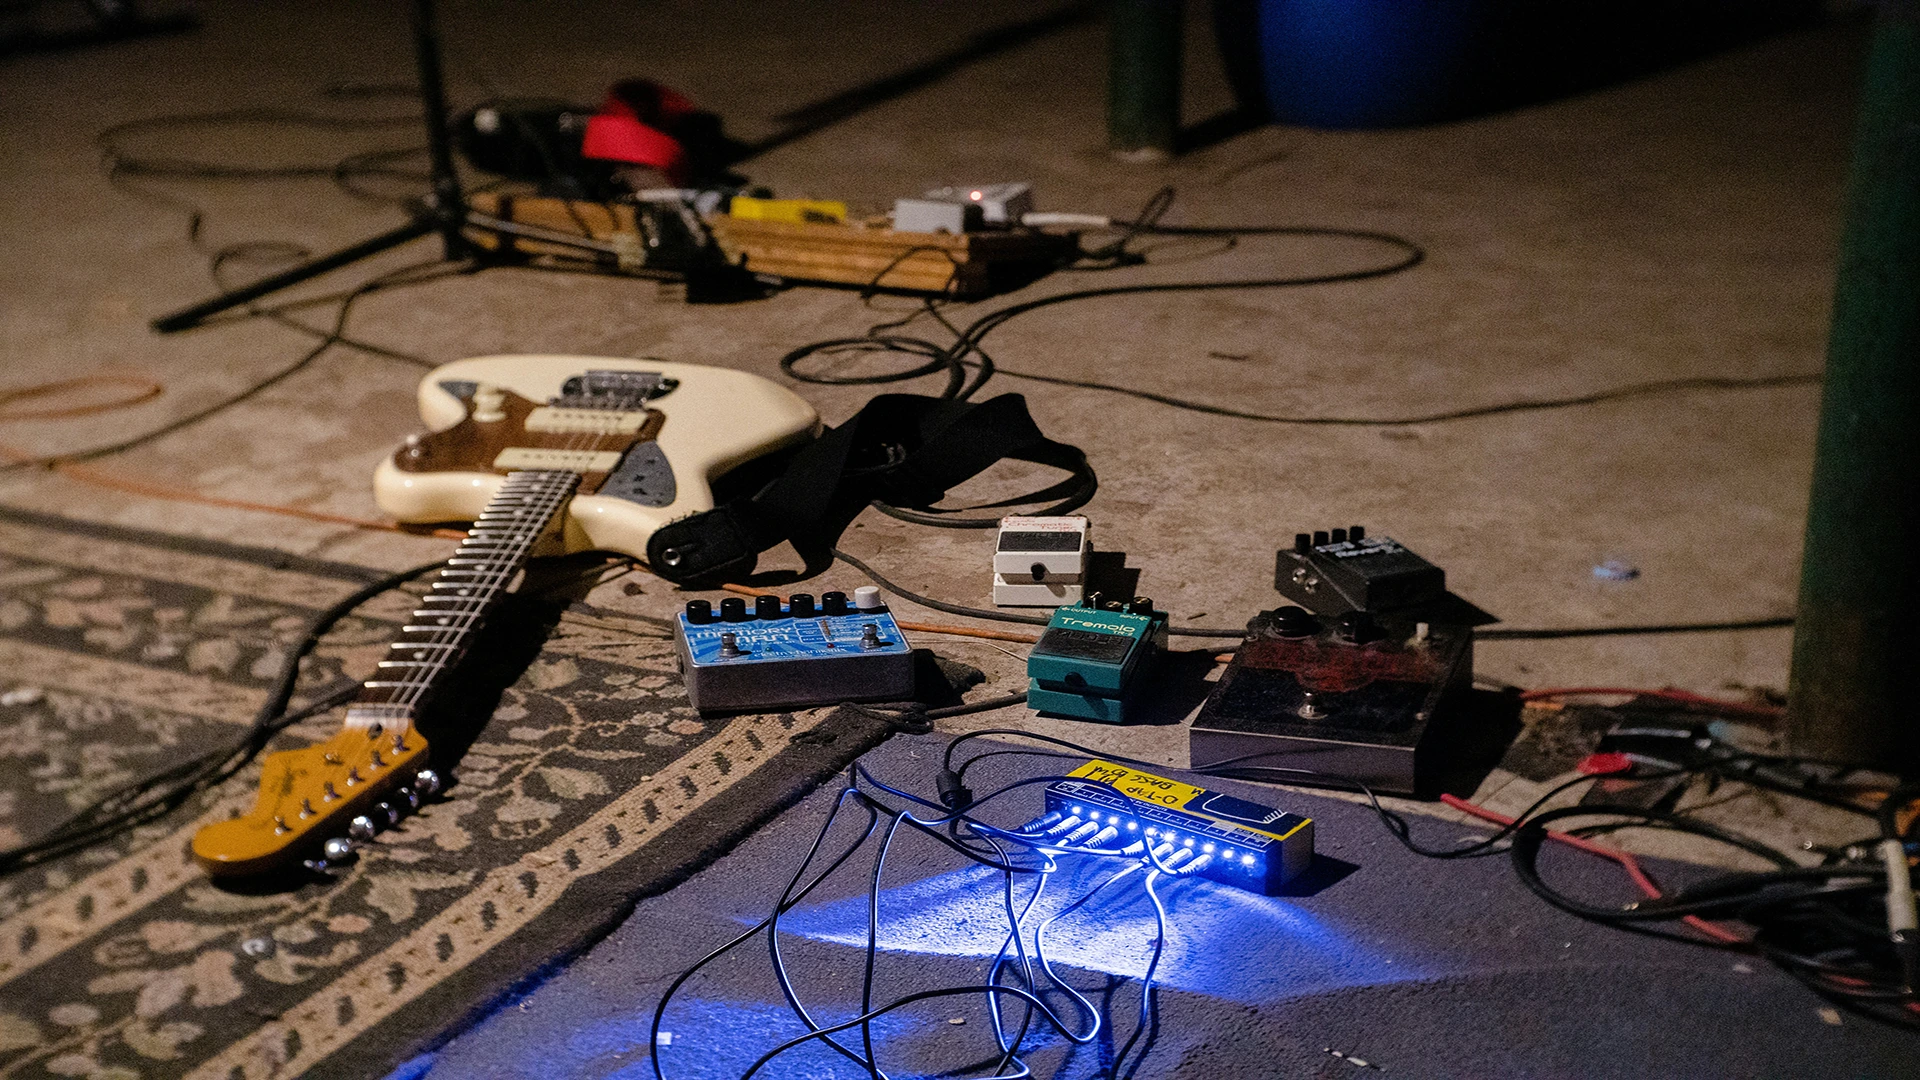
left=348, top=815, right=377, bottom=841
left=412, top=769, right=443, bottom=798
left=375, top=802, right=401, bottom=827
left=396, top=787, right=421, bottom=810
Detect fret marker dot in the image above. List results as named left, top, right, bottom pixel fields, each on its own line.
left=438, top=618, right=449, bottom=625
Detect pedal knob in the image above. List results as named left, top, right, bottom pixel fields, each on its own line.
left=472, top=383, right=507, bottom=422
left=1335, top=610, right=1382, bottom=644
left=1270, top=606, right=1320, bottom=638
left=720, top=597, right=749, bottom=622
left=821, top=591, right=849, bottom=615
left=788, top=593, right=816, bottom=617
left=685, top=599, right=714, bottom=624
left=755, top=595, right=783, bottom=619
left=853, top=586, right=884, bottom=611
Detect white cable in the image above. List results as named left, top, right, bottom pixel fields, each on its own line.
left=1020, top=211, right=1112, bottom=228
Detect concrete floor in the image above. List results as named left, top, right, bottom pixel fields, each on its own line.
left=0, top=6, right=1864, bottom=832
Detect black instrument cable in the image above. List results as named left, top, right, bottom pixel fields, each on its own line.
left=0, top=558, right=446, bottom=876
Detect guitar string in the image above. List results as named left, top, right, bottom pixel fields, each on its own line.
left=348, top=473, right=573, bottom=722
left=353, top=384, right=654, bottom=720
left=367, top=449, right=591, bottom=710
left=367, top=387, right=646, bottom=710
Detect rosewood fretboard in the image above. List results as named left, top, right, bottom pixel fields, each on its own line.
left=345, top=468, right=580, bottom=730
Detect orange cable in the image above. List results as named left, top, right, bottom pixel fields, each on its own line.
left=1519, top=686, right=1783, bottom=719
left=2, top=442, right=467, bottom=541
left=0, top=374, right=164, bottom=420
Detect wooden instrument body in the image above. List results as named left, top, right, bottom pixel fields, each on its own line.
left=372, top=354, right=820, bottom=548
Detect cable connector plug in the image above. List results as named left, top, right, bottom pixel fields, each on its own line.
left=935, top=768, right=973, bottom=812
left=1880, top=838, right=1918, bottom=992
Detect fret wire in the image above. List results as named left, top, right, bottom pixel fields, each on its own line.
left=366, top=470, right=580, bottom=711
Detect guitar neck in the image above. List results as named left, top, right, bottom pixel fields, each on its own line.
left=345, top=468, right=580, bottom=730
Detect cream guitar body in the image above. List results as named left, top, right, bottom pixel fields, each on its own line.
left=373, top=354, right=820, bottom=548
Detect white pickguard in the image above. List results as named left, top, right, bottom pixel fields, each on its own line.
left=372, top=354, right=819, bottom=556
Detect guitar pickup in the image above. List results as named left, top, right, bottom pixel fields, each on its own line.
left=523, top=407, right=652, bottom=435
left=492, top=448, right=624, bottom=472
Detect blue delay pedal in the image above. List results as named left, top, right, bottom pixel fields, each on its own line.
left=674, top=587, right=915, bottom=714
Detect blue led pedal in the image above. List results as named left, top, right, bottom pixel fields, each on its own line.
left=674, top=587, right=914, bottom=713
left=1040, top=760, right=1313, bottom=895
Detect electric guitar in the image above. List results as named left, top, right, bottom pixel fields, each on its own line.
left=190, top=355, right=819, bottom=877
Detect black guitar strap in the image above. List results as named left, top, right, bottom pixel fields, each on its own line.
left=646, top=393, right=1095, bottom=585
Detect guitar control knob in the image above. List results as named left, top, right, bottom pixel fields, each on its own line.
left=348, top=815, right=377, bottom=841
left=788, top=593, right=815, bottom=618
left=755, top=595, right=783, bottom=619
left=720, top=597, right=749, bottom=622
left=472, top=383, right=507, bottom=422
left=412, top=769, right=443, bottom=798
left=684, top=599, right=714, bottom=624
left=322, top=836, right=356, bottom=862
left=821, top=591, right=849, bottom=615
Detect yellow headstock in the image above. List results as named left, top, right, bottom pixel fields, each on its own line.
left=192, top=724, right=436, bottom=878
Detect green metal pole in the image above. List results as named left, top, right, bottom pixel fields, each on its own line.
left=1787, top=1, right=1920, bottom=768
left=1109, top=0, right=1184, bottom=161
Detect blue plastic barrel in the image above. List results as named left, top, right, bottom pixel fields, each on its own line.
left=1254, top=0, right=1489, bottom=128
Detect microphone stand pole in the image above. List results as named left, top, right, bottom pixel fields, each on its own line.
left=151, top=0, right=473, bottom=333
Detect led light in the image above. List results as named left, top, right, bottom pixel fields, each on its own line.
left=1144, top=827, right=1157, bottom=837
left=1127, top=822, right=1138, bottom=830
left=1221, top=849, right=1234, bottom=859
left=1203, top=843, right=1215, bottom=853
left=1183, top=837, right=1194, bottom=846
left=1241, top=854, right=1256, bottom=866
left=970, top=190, right=984, bottom=200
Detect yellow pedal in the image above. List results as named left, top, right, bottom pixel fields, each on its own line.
left=727, top=196, right=848, bottom=225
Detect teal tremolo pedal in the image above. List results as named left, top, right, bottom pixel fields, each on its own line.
left=1026, top=595, right=1168, bottom=722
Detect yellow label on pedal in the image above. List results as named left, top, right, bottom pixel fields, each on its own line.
left=1068, top=760, right=1207, bottom=810
left=1066, top=759, right=1307, bottom=843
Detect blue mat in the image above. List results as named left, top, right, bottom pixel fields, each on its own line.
left=401, top=733, right=1917, bottom=1079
